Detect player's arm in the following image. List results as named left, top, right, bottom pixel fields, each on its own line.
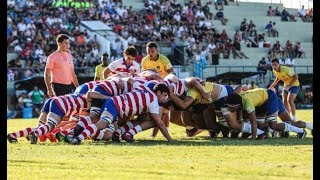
left=86, top=91, right=110, bottom=101
left=166, top=67, right=174, bottom=74
left=247, top=111, right=257, bottom=139
left=268, top=77, right=280, bottom=89
left=94, top=67, right=100, bottom=81
left=194, top=77, right=206, bottom=86
left=102, top=68, right=112, bottom=79
left=163, top=57, right=174, bottom=74
left=185, top=78, right=210, bottom=100
left=44, top=67, right=54, bottom=97
left=150, top=113, right=174, bottom=142
left=169, top=86, right=194, bottom=109
left=71, top=70, right=79, bottom=88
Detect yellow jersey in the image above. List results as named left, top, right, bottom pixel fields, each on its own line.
left=239, top=88, right=269, bottom=114
left=141, top=53, right=173, bottom=78
left=273, top=65, right=300, bottom=86
left=94, top=64, right=107, bottom=80
left=187, top=82, right=214, bottom=104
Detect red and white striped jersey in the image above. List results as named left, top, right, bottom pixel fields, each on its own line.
left=85, top=81, right=101, bottom=90
left=131, top=77, right=160, bottom=91
left=52, top=94, right=89, bottom=116
left=112, top=89, right=159, bottom=118
left=108, top=58, right=140, bottom=77
left=94, top=79, right=132, bottom=96
left=163, top=78, right=187, bottom=97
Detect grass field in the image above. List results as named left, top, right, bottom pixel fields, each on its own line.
left=7, top=110, right=313, bottom=179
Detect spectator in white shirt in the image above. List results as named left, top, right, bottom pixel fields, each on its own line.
left=195, top=9, right=206, bottom=19
left=206, top=40, right=216, bottom=65
left=297, top=5, right=307, bottom=22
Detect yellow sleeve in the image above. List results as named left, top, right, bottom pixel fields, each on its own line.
left=187, top=89, right=201, bottom=104
left=162, top=56, right=173, bottom=70
left=285, top=67, right=295, bottom=77
left=242, top=97, right=255, bottom=114
left=94, top=66, right=99, bottom=78
left=141, top=57, right=147, bottom=70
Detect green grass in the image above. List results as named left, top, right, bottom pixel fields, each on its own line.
left=7, top=110, right=313, bottom=179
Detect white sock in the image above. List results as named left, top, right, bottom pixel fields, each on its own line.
left=291, top=115, right=296, bottom=122
left=128, top=125, right=142, bottom=135
left=284, top=122, right=303, bottom=133
left=120, top=121, right=134, bottom=133
left=94, top=130, right=105, bottom=140
left=186, top=126, right=194, bottom=130
left=78, top=116, right=92, bottom=128
left=305, top=123, right=313, bottom=131
left=242, top=122, right=264, bottom=135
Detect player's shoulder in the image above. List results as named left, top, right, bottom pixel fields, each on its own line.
left=158, top=54, right=170, bottom=61
left=141, top=56, right=150, bottom=62
left=48, top=50, right=59, bottom=58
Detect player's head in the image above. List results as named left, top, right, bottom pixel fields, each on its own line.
left=271, top=58, right=280, bottom=71
left=153, top=83, right=169, bottom=104
left=123, top=46, right=137, bottom=64
left=56, top=34, right=70, bottom=52
left=101, top=53, right=109, bottom=64
left=224, top=93, right=242, bottom=112
left=146, top=42, right=158, bottom=60
left=233, top=85, right=242, bottom=93
left=241, top=85, right=249, bottom=91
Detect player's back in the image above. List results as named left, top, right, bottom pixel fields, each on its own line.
left=112, top=89, right=158, bottom=117
left=240, top=88, right=269, bottom=107
left=52, top=94, right=89, bottom=116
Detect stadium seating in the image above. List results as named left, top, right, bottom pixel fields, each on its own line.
left=121, top=0, right=312, bottom=80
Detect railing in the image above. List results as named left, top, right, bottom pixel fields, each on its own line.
left=237, top=0, right=313, bottom=9
left=192, top=64, right=312, bottom=82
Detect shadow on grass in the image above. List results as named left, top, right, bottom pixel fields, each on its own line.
left=82, top=136, right=313, bottom=147
left=16, top=136, right=312, bottom=147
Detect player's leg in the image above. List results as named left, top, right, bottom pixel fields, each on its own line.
left=72, top=98, right=105, bottom=136
left=7, top=127, right=36, bottom=143
left=287, top=86, right=299, bottom=120
left=202, top=106, right=219, bottom=138
left=66, top=99, right=118, bottom=144
left=92, top=124, right=115, bottom=141
left=7, top=100, right=51, bottom=142
left=122, top=119, right=156, bottom=143
left=282, top=91, right=290, bottom=115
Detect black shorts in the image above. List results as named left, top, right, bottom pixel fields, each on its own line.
left=52, top=83, right=74, bottom=96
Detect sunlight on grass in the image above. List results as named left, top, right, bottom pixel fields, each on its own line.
left=7, top=110, right=313, bottom=179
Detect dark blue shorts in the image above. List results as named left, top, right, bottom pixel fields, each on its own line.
left=277, top=96, right=286, bottom=114
left=92, top=85, right=112, bottom=96
left=49, top=100, right=65, bottom=119
left=283, top=85, right=300, bottom=94
left=265, top=89, right=279, bottom=115
left=225, top=85, right=234, bottom=95
left=74, top=84, right=89, bottom=95
left=256, top=90, right=279, bottom=116
left=41, top=99, right=52, bottom=113
left=100, top=98, right=119, bottom=123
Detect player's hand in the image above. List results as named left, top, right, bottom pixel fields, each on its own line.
left=47, top=89, right=54, bottom=97
left=168, top=85, right=174, bottom=95
left=199, top=80, right=205, bottom=86
left=116, top=79, right=125, bottom=89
